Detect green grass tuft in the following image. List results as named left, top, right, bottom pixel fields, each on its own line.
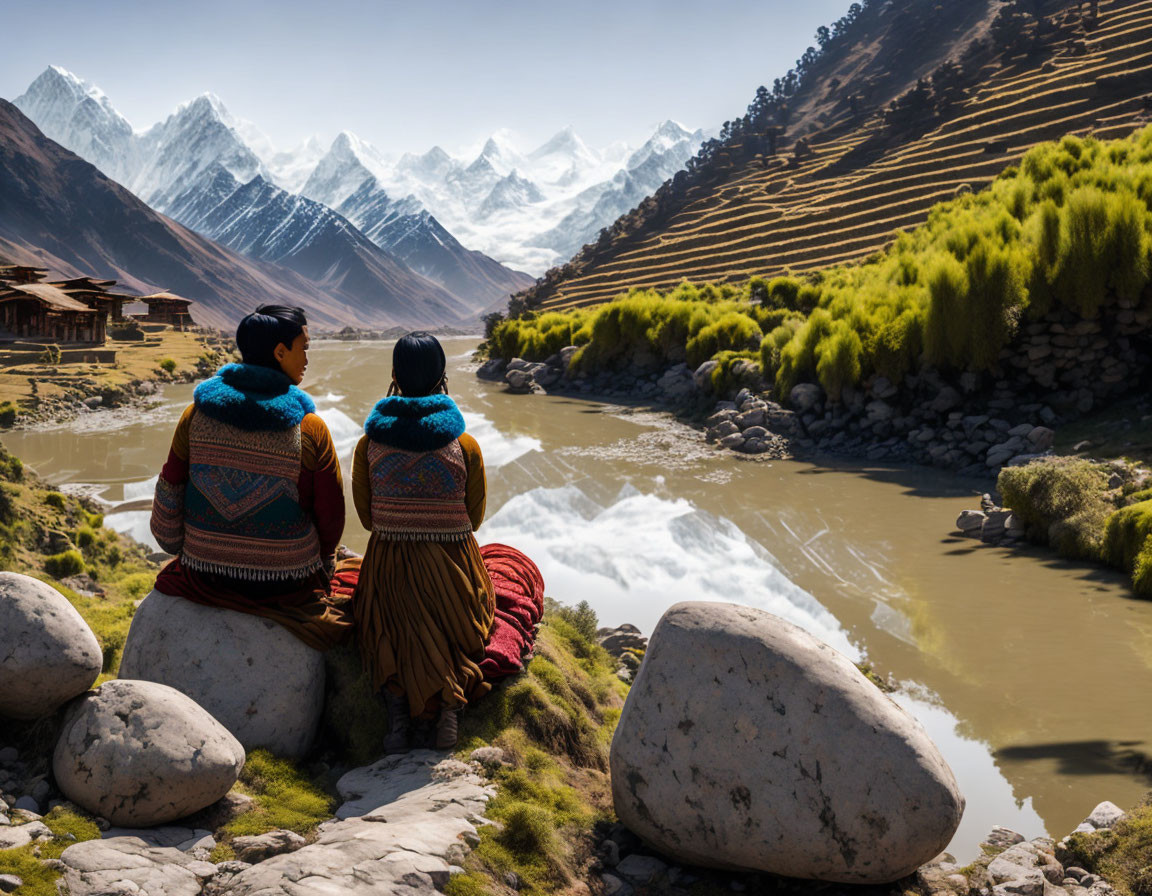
left=221, top=749, right=337, bottom=839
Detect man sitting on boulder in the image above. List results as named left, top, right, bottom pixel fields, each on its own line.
left=148, top=305, right=355, bottom=650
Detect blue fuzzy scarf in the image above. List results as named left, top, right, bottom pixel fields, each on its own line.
left=194, top=363, right=316, bottom=431
left=364, top=393, right=466, bottom=451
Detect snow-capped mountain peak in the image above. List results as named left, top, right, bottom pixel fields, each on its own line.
left=13, top=66, right=134, bottom=176
left=299, top=130, right=389, bottom=209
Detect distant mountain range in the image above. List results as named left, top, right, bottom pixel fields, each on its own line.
left=302, top=121, right=706, bottom=273
left=13, top=68, right=530, bottom=318
left=13, top=67, right=704, bottom=280
left=0, top=99, right=448, bottom=330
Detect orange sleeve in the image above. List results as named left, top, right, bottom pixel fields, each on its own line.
left=170, top=403, right=195, bottom=462
left=351, top=435, right=373, bottom=531
left=300, top=413, right=342, bottom=486
left=459, top=432, right=487, bottom=531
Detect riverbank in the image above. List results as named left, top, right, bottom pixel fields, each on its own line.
left=0, top=445, right=1144, bottom=896
left=0, top=327, right=230, bottom=429
left=9, top=337, right=1152, bottom=854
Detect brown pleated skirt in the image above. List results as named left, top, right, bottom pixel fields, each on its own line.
left=354, top=532, right=495, bottom=716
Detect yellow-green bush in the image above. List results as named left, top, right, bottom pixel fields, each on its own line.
left=998, top=459, right=1113, bottom=560
left=1105, top=500, right=1152, bottom=578
left=44, top=549, right=84, bottom=579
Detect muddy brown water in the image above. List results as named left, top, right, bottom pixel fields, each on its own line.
left=8, top=338, right=1152, bottom=860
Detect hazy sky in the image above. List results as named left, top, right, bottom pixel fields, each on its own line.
left=0, top=0, right=851, bottom=156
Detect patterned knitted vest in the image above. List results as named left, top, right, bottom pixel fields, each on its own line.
left=363, top=392, right=472, bottom=541
left=366, top=439, right=472, bottom=541
left=182, top=364, right=322, bottom=581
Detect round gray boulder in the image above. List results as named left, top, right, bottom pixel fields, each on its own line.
left=53, top=679, right=244, bottom=826
left=118, top=590, right=324, bottom=758
left=0, top=572, right=102, bottom=719
left=610, top=601, right=964, bottom=883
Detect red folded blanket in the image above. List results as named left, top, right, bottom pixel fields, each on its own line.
left=479, top=543, right=545, bottom=681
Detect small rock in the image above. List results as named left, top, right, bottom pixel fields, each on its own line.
left=789, top=383, right=823, bottom=411
left=231, top=829, right=307, bottom=864
left=83, top=396, right=102, bottom=409
left=600, top=839, right=621, bottom=867
left=601, top=873, right=631, bottom=896
left=504, top=870, right=522, bottom=890
left=1085, top=801, right=1125, bottom=830
left=469, top=747, right=506, bottom=770
left=957, top=510, right=986, bottom=534
left=0, top=875, right=21, bottom=893
left=215, top=861, right=254, bottom=875
left=616, top=854, right=667, bottom=884
left=13, top=796, right=39, bottom=814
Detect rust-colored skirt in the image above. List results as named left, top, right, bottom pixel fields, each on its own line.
left=354, top=533, right=495, bottom=716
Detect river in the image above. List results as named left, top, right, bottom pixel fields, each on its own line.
left=7, top=337, right=1152, bottom=861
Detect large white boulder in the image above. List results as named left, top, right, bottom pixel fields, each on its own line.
left=53, top=679, right=244, bottom=826
left=118, top=590, right=325, bottom=758
left=610, top=601, right=964, bottom=883
left=0, top=572, right=102, bottom=719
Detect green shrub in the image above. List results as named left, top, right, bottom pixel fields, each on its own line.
left=550, top=600, right=598, bottom=644
left=764, top=276, right=801, bottom=309
left=999, top=459, right=1113, bottom=559
left=0, top=402, right=17, bottom=428
left=43, top=491, right=66, bottom=510
left=685, top=313, right=762, bottom=368
left=922, top=254, right=968, bottom=368
left=871, top=310, right=923, bottom=383
left=814, top=320, right=863, bottom=401
left=158, top=357, right=177, bottom=373
left=76, top=525, right=96, bottom=550
left=1105, top=500, right=1152, bottom=572
left=44, top=550, right=85, bottom=579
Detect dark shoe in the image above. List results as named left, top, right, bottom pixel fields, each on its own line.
left=411, top=716, right=436, bottom=750
left=381, top=690, right=411, bottom=755
left=434, top=706, right=460, bottom=750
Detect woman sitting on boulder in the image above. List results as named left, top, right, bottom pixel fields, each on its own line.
left=149, top=305, right=354, bottom=650
left=352, top=332, right=495, bottom=752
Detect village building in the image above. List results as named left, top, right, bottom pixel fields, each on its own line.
left=49, top=278, right=135, bottom=321
left=136, top=292, right=195, bottom=328
left=0, top=261, right=196, bottom=344
left=0, top=282, right=105, bottom=344
left=0, top=265, right=49, bottom=285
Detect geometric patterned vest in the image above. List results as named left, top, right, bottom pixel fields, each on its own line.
left=181, top=412, right=322, bottom=580
left=366, top=438, right=472, bottom=541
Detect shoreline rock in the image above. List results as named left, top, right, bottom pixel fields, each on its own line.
left=611, top=601, right=964, bottom=883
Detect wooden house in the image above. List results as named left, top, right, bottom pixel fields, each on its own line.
left=0, top=266, right=49, bottom=285
left=137, top=292, right=195, bottom=328
left=49, top=278, right=135, bottom=321
left=0, top=283, right=105, bottom=344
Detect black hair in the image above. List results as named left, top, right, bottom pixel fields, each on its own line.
left=391, top=331, right=447, bottom=396
left=236, top=305, right=307, bottom=371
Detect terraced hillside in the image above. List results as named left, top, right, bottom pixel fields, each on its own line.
left=532, top=0, right=1152, bottom=312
